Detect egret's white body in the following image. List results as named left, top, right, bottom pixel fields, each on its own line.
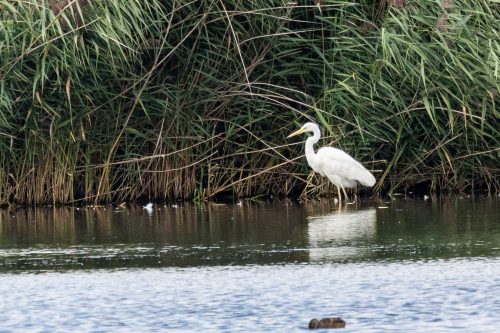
left=287, top=122, right=375, bottom=203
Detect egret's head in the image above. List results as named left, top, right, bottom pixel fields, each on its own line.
left=286, top=122, right=319, bottom=138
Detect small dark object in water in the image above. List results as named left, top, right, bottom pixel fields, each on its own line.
left=309, top=317, right=346, bottom=329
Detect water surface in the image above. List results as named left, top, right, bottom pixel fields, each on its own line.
left=1, top=198, right=499, bottom=332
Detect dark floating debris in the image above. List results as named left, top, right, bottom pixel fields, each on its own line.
left=309, top=317, right=346, bottom=329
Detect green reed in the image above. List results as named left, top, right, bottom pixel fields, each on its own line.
left=0, top=0, right=497, bottom=204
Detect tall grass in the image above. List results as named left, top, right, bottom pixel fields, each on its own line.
left=317, top=0, right=499, bottom=194
left=0, top=0, right=498, bottom=205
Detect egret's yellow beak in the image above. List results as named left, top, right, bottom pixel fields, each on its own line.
left=287, top=127, right=305, bottom=139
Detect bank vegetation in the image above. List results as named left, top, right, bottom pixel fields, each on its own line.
left=0, top=0, right=498, bottom=204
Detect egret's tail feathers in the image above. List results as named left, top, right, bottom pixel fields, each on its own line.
left=358, top=168, right=376, bottom=187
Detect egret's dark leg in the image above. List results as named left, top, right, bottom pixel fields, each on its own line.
left=337, top=186, right=342, bottom=205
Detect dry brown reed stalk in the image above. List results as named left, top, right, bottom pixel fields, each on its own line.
left=205, top=155, right=303, bottom=200
left=391, top=0, right=406, bottom=9
left=48, top=0, right=90, bottom=28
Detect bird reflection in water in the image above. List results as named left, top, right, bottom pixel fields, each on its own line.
left=307, top=208, right=377, bottom=262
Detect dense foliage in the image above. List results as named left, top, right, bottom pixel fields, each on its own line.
left=0, top=0, right=498, bottom=204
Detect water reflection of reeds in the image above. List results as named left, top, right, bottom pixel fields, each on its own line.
left=0, top=207, right=78, bottom=246
left=0, top=199, right=497, bottom=271
left=0, top=202, right=311, bottom=270
left=374, top=197, right=500, bottom=259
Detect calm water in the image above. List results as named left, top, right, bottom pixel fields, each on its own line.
left=0, top=198, right=499, bottom=332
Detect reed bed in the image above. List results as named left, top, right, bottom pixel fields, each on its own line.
left=0, top=0, right=498, bottom=205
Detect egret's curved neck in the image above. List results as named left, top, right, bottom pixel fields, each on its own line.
left=305, top=126, right=321, bottom=165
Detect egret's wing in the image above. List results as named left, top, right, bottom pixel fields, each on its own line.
left=317, top=147, right=375, bottom=187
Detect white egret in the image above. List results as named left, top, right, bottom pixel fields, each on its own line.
left=287, top=122, right=375, bottom=204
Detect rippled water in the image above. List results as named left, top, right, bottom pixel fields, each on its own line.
left=1, top=197, right=499, bottom=332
